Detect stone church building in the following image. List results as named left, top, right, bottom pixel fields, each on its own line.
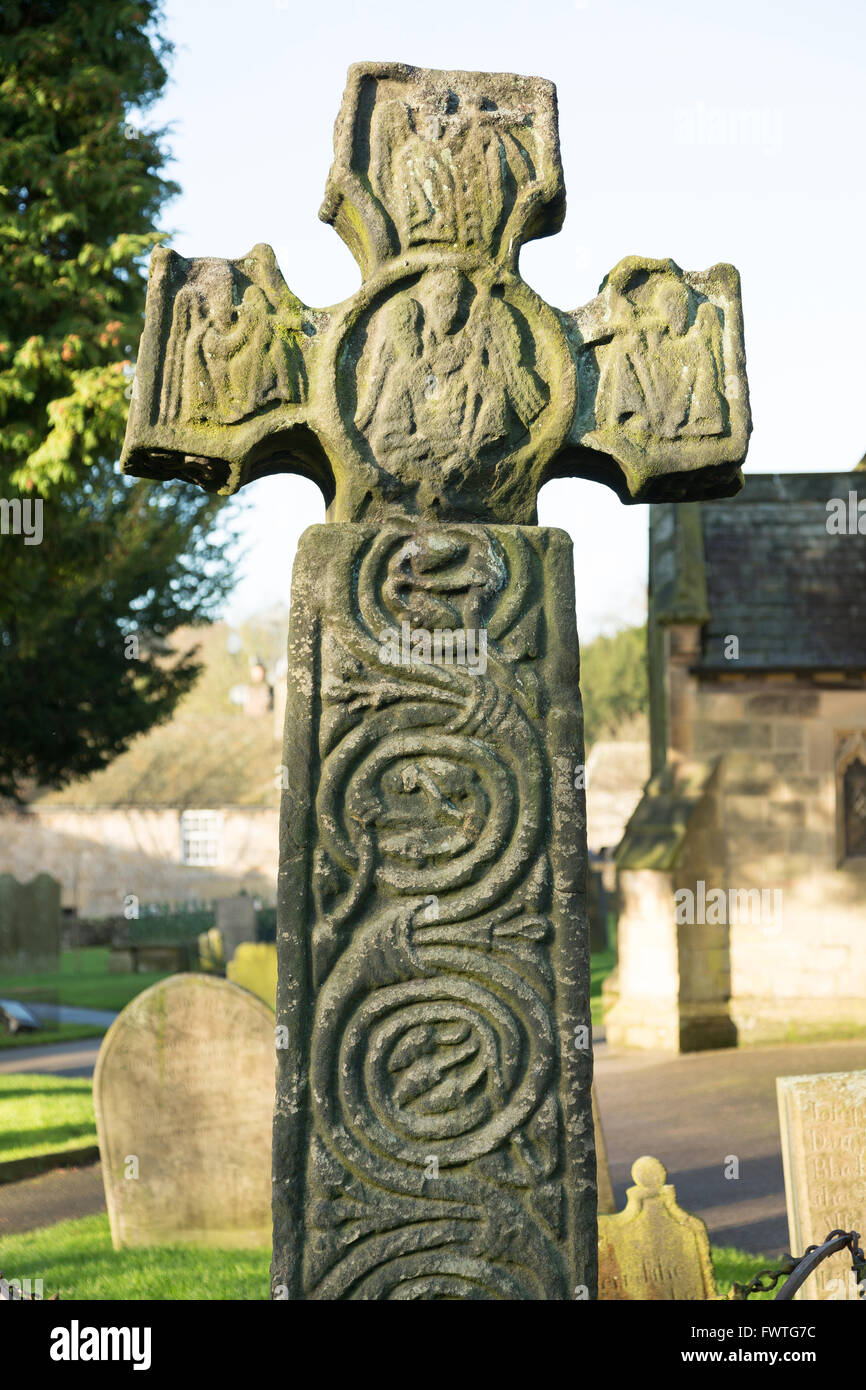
left=606, top=472, right=866, bottom=1050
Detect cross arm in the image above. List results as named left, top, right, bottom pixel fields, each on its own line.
left=120, top=242, right=336, bottom=502
left=120, top=59, right=752, bottom=524
left=549, top=255, right=751, bottom=504
left=121, top=243, right=751, bottom=522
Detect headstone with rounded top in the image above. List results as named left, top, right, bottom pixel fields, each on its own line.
left=94, top=973, right=275, bottom=1249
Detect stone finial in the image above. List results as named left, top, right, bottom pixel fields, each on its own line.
left=597, top=1155, right=722, bottom=1300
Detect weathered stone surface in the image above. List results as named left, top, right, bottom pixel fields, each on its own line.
left=215, top=894, right=256, bottom=963
left=593, top=1083, right=616, bottom=1215
left=227, top=941, right=277, bottom=1009
left=119, top=60, right=752, bottom=1299
left=272, top=522, right=594, bottom=1299
left=571, top=258, right=750, bottom=501
left=94, top=974, right=275, bottom=1248
left=777, top=1070, right=866, bottom=1300
left=0, top=872, right=60, bottom=973
left=121, top=63, right=750, bottom=524
left=598, top=1156, right=719, bottom=1300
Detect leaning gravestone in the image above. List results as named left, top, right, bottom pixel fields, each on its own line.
left=598, top=1156, right=720, bottom=1300
left=592, top=1083, right=616, bottom=1215
left=215, top=894, right=256, bottom=964
left=777, top=1070, right=866, bottom=1301
left=94, top=974, right=274, bottom=1248
left=0, top=873, right=61, bottom=974
left=121, top=62, right=751, bottom=1299
left=0, top=872, right=60, bottom=974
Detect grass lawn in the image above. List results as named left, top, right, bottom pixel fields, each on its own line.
left=1, top=947, right=171, bottom=1017
left=591, top=947, right=616, bottom=1029
left=712, top=1246, right=776, bottom=1300
left=0, top=1210, right=773, bottom=1300
left=0, top=1214, right=270, bottom=1299
left=5, top=948, right=614, bottom=1032
left=0, top=1074, right=96, bottom=1164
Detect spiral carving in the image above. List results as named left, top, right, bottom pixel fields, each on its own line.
left=299, top=523, right=572, bottom=1300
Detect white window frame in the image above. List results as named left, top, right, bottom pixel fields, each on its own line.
left=180, top=809, right=223, bottom=867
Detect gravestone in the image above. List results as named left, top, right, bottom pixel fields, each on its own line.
left=93, top=973, right=275, bottom=1248
left=777, top=1070, right=866, bottom=1301
left=227, top=942, right=278, bottom=1009
left=0, top=872, right=61, bottom=974
left=215, top=894, right=256, bottom=963
left=121, top=62, right=750, bottom=1300
left=592, top=1083, right=616, bottom=1215
left=598, top=1156, right=720, bottom=1300
left=108, top=946, right=135, bottom=974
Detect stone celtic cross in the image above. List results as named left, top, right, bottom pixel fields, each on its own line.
left=122, top=62, right=751, bottom=1300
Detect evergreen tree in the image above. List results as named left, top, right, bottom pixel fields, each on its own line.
left=580, top=624, right=648, bottom=746
left=0, top=1, right=237, bottom=801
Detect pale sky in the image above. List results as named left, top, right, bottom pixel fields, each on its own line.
left=147, top=0, right=866, bottom=639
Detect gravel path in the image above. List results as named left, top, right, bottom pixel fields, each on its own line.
left=594, top=1035, right=866, bottom=1256
left=0, top=1038, right=103, bottom=1079
left=0, top=1162, right=105, bottom=1236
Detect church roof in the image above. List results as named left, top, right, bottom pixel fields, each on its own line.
left=651, top=473, right=866, bottom=673
left=615, top=760, right=719, bottom=871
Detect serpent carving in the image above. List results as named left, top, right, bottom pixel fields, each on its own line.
left=302, top=525, right=568, bottom=1300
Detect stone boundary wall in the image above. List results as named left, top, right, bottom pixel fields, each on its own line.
left=0, top=807, right=279, bottom=918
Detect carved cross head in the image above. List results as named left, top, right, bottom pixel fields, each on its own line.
left=121, top=61, right=751, bottom=524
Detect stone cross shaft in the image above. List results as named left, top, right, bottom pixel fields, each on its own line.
left=122, top=62, right=751, bottom=1301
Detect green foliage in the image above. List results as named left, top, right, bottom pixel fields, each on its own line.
left=0, top=0, right=176, bottom=491
left=590, top=945, right=616, bottom=1029
left=0, top=1, right=238, bottom=800
left=711, top=1246, right=776, bottom=1301
left=128, top=909, right=213, bottom=945
left=580, top=624, right=648, bottom=746
left=256, top=906, right=277, bottom=942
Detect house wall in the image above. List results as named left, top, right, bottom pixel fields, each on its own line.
left=689, top=677, right=866, bottom=1041
left=0, top=806, right=279, bottom=918
left=609, top=674, right=866, bottom=1050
